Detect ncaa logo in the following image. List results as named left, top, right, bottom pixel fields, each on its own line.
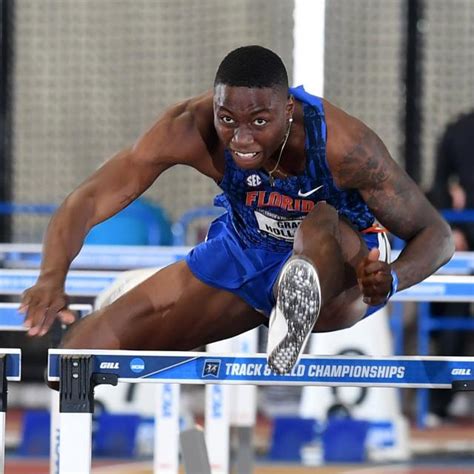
left=246, top=174, right=262, bottom=187
left=130, top=357, right=145, bottom=373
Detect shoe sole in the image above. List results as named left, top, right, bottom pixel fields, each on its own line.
left=267, top=257, right=321, bottom=375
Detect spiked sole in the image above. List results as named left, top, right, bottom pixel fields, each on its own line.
left=267, top=257, right=321, bottom=375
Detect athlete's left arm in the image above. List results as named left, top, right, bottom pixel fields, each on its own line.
left=328, top=109, right=454, bottom=299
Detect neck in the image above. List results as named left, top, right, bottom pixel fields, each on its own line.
left=266, top=120, right=293, bottom=182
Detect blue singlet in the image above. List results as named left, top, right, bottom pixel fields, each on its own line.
left=186, top=86, right=388, bottom=316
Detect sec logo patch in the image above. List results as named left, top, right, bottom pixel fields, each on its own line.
left=246, top=174, right=262, bottom=187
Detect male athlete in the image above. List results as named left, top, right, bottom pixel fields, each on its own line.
left=20, top=46, right=454, bottom=374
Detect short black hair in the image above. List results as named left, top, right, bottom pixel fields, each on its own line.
left=214, top=45, right=288, bottom=91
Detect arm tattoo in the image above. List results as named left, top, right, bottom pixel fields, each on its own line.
left=336, top=128, right=423, bottom=240
left=334, top=126, right=453, bottom=289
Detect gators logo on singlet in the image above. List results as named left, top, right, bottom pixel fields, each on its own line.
left=214, top=85, right=375, bottom=253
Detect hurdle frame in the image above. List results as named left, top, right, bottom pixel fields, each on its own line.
left=0, top=349, right=21, bottom=473
left=0, top=249, right=471, bottom=466
left=48, top=349, right=474, bottom=474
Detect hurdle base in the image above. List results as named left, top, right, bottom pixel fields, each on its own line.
left=452, top=379, right=474, bottom=391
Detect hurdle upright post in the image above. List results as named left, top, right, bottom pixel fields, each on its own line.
left=154, top=383, right=180, bottom=474
left=0, top=355, right=8, bottom=473
left=0, top=350, right=21, bottom=474
left=58, top=355, right=117, bottom=474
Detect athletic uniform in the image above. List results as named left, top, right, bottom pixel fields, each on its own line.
left=186, top=86, right=390, bottom=317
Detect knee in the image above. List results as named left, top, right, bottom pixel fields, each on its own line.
left=317, top=290, right=367, bottom=330
left=298, top=203, right=339, bottom=236
left=307, top=202, right=339, bottom=223
left=95, top=268, right=159, bottom=310
left=294, top=203, right=341, bottom=254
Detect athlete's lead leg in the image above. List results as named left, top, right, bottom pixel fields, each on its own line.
left=61, top=261, right=266, bottom=351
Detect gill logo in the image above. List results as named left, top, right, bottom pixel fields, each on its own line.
left=99, top=362, right=119, bottom=369
left=451, top=368, right=471, bottom=376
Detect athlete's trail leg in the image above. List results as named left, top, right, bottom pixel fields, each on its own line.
left=267, top=202, right=346, bottom=374
left=293, top=202, right=346, bottom=300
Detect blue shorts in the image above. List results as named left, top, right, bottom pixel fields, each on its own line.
left=186, top=213, right=390, bottom=317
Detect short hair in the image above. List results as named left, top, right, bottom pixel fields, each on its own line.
left=214, top=45, right=288, bottom=91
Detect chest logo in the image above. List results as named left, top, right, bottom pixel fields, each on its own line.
left=246, top=174, right=262, bottom=187
left=297, top=184, right=324, bottom=198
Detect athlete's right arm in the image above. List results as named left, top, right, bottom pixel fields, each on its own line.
left=20, top=100, right=210, bottom=336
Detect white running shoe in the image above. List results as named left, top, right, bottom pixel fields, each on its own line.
left=266, top=256, right=321, bottom=375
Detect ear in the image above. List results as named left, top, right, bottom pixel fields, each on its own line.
left=286, top=94, right=295, bottom=120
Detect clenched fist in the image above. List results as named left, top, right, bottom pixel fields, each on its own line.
left=357, top=248, right=395, bottom=306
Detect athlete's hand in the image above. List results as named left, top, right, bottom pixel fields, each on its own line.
left=19, top=279, right=76, bottom=336
left=356, top=248, right=393, bottom=306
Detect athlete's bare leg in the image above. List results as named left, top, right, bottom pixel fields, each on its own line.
left=61, top=260, right=267, bottom=350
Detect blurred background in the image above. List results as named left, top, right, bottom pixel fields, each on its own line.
left=0, top=0, right=473, bottom=473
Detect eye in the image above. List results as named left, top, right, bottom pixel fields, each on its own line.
left=220, top=116, right=235, bottom=125
left=253, top=118, right=268, bottom=127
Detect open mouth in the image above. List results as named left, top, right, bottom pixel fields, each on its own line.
left=232, top=150, right=262, bottom=163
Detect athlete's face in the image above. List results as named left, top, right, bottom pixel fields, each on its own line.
left=213, top=84, right=294, bottom=170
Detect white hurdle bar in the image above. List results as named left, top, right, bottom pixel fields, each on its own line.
left=0, top=269, right=473, bottom=301
left=0, top=349, right=21, bottom=474
left=0, top=244, right=191, bottom=270
left=0, top=269, right=122, bottom=297
left=0, top=243, right=472, bottom=273
left=48, top=349, right=474, bottom=474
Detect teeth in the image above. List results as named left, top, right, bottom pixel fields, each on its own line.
left=235, top=151, right=257, bottom=158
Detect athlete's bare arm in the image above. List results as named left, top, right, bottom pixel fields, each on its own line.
left=324, top=100, right=454, bottom=304
left=21, top=92, right=218, bottom=335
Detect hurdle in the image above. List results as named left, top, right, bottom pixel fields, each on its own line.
left=0, top=303, right=92, bottom=472
left=390, top=274, right=474, bottom=355
left=0, top=263, right=471, bottom=468
left=0, top=257, right=472, bottom=469
left=391, top=250, right=474, bottom=275
left=47, top=349, right=474, bottom=474
left=0, top=303, right=93, bottom=331
left=0, top=269, right=121, bottom=297
left=0, top=243, right=190, bottom=270
left=0, top=349, right=21, bottom=473
left=389, top=275, right=474, bottom=427
left=0, top=254, right=472, bottom=298
left=0, top=242, right=473, bottom=272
